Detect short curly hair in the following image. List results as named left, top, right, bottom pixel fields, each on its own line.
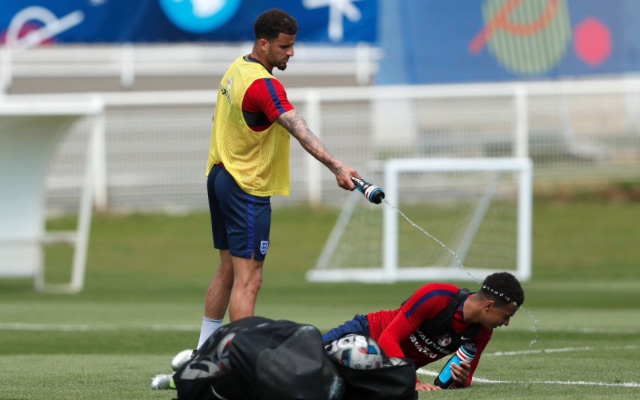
left=479, top=272, right=525, bottom=307
left=254, top=9, right=298, bottom=41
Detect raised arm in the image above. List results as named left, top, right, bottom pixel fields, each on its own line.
left=277, top=109, right=359, bottom=190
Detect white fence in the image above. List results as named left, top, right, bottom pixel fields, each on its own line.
left=1, top=43, right=381, bottom=93
left=3, top=77, right=640, bottom=213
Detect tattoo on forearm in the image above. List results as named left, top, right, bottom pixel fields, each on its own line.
left=279, top=111, right=338, bottom=172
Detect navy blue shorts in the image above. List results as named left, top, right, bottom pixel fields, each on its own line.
left=207, top=164, right=271, bottom=261
left=322, top=314, right=370, bottom=344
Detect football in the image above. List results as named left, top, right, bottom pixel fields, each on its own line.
left=325, top=334, right=384, bottom=369
left=215, top=332, right=236, bottom=370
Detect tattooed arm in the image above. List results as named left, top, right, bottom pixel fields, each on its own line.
left=277, top=109, right=359, bottom=190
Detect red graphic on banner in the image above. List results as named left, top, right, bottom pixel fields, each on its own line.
left=469, top=0, right=561, bottom=54
left=470, top=0, right=612, bottom=71
left=1, top=22, right=56, bottom=45
left=574, top=17, right=611, bottom=66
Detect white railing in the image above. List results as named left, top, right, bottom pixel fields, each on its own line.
left=2, top=77, right=639, bottom=213
left=0, top=43, right=382, bottom=92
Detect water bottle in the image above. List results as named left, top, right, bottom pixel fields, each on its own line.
left=351, top=177, right=385, bottom=204
left=434, top=343, right=476, bottom=389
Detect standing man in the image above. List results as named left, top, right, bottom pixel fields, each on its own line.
left=322, top=272, right=525, bottom=392
left=173, top=8, right=361, bottom=367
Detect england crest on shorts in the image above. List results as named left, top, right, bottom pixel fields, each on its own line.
left=260, top=240, right=269, bottom=255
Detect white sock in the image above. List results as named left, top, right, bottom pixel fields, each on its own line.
left=197, top=316, right=223, bottom=349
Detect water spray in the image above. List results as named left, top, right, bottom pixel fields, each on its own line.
left=352, top=176, right=539, bottom=346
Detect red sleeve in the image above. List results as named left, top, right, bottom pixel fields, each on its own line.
left=243, top=77, right=294, bottom=122
left=376, top=312, right=416, bottom=358
left=377, top=283, right=458, bottom=358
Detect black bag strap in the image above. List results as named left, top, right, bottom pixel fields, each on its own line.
left=418, top=288, right=472, bottom=337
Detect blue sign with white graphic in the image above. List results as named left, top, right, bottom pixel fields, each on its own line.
left=157, top=0, right=241, bottom=34
left=0, top=0, right=377, bottom=44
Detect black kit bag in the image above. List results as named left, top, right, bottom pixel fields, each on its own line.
left=173, top=316, right=344, bottom=400
left=326, top=335, right=418, bottom=400
left=334, top=358, right=418, bottom=400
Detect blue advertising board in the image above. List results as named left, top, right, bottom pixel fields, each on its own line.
left=378, top=0, right=640, bottom=84
left=4, top=0, right=640, bottom=84
left=0, top=0, right=377, bottom=44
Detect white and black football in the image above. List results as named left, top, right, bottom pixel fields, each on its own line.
left=325, top=334, right=384, bottom=370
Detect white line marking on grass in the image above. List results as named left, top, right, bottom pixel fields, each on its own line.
left=486, top=345, right=638, bottom=357
left=537, top=380, right=640, bottom=388
left=508, top=327, right=640, bottom=335
left=543, top=327, right=640, bottom=334
left=417, top=370, right=640, bottom=388
left=7, top=323, right=634, bottom=335
left=0, top=322, right=199, bottom=332
left=0, top=323, right=94, bottom=331
left=489, top=346, right=594, bottom=356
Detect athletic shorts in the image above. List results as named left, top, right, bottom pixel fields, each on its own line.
left=321, top=314, right=370, bottom=344
left=207, top=164, right=271, bottom=261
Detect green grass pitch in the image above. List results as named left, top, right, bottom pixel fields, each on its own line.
left=0, top=201, right=639, bottom=399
